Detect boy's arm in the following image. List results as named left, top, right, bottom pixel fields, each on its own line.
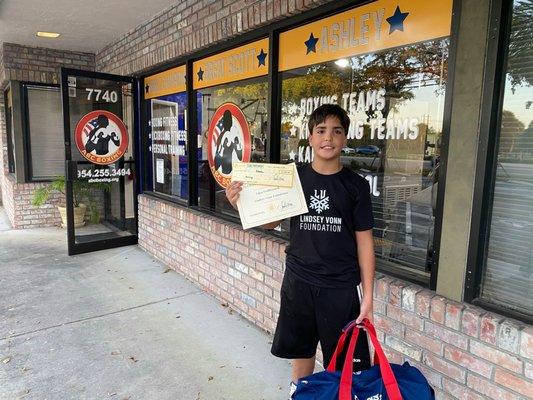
left=260, top=220, right=282, bottom=229
left=355, top=229, right=375, bottom=323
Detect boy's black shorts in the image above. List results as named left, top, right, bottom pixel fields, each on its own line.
left=271, top=269, right=371, bottom=372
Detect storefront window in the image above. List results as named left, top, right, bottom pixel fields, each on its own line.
left=25, top=85, right=64, bottom=180
left=194, top=39, right=269, bottom=217
left=144, top=66, right=188, bottom=200
left=4, top=87, right=15, bottom=174
left=481, top=0, right=532, bottom=315
left=278, top=0, right=452, bottom=281
left=197, top=78, right=268, bottom=216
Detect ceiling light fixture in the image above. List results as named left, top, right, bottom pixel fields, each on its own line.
left=36, top=31, right=61, bottom=38
left=335, top=58, right=349, bottom=68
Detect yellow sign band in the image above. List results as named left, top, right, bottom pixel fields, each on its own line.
left=193, top=38, right=269, bottom=89
left=144, top=65, right=186, bottom=99
left=279, top=0, right=452, bottom=71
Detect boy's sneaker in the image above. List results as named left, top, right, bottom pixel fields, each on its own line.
left=288, top=381, right=297, bottom=399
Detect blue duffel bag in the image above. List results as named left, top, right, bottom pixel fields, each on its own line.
left=292, top=319, right=435, bottom=400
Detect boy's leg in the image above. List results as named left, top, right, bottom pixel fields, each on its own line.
left=315, top=285, right=371, bottom=371
left=291, top=357, right=316, bottom=382
left=271, top=270, right=320, bottom=378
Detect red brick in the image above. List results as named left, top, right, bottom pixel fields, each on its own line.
left=382, top=347, right=403, bottom=364
left=401, top=286, right=419, bottom=312
left=415, top=290, right=433, bottom=318
left=467, top=373, right=521, bottom=400
left=430, top=296, right=446, bottom=324
left=405, top=330, right=443, bottom=355
left=443, top=345, right=493, bottom=378
left=374, top=276, right=390, bottom=302
left=520, top=326, right=533, bottom=359
left=386, top=305, right=423, bottom=331
left=494, top=368, right=532, bottom=397
left=385, top=336, right=422, bottom=361
left=470, top=340, right=523, bottom=373
left=444, top=301, right=464, bottom=330
left=480, top=313, right=501, bottom=345
left=525, top=361, right=533, bottom=380
left=425, top=321, right=468, bottom=350
left=422, top=353, right=466, bottom=383
left=415, top=364, right=442, bottom=389
left=497, top=320, right=521, bottom=353
left=442, top=377, right=485, bottom=400
left=389, top=280, right=405, bottom=307
left=374, top=314, right=405, bottom=338
left=461, top=307, right=482, bottom=337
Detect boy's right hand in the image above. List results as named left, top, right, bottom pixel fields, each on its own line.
left=225, top=181, right=243, bottom=210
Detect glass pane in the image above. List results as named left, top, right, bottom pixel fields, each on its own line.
left=197, top=77, right=268, bottom=217
left=26, top=86, right=63, bottom=179
left=280, top=38, right=449, bottom=280
left=145, top=92, right=188, bottom=199
left=481, top=0, right=533, bottom=315
left=67, top=76, right=136, bottom=243
left=5, top=87, right=16, bottom=173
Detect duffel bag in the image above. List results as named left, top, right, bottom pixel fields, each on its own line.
left=292, top=319, right=435, bottom=400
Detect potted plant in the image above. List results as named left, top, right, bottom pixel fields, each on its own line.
left=32, top=176, right=110, bottom=228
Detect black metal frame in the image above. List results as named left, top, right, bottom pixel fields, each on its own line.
left=60, top=67, right=139, bottom=256
left=464, top=0, right=532, bottom=323
left=20, top=82, right=61, bottom=182
left=136, top=0, right=458, bottom=288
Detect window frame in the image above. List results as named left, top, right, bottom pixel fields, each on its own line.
left=3, top=84, right=16, bottom=174
left=136, top=0, right=459, bottom=289
left=465, top=0, right=532, bottom=324
left=20, top=82, right=62, bottom=182
left=142, top=84, right=189, bottom=204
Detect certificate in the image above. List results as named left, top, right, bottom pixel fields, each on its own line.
left=235, top=163, right=308, bottom=230
left=232, top=162, right=294, bottom=188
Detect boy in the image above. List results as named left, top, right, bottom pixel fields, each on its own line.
left=225, top=104, right=375, bottom=398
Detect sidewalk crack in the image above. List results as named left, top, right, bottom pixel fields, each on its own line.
left=0, top=290, right=201, bottom=341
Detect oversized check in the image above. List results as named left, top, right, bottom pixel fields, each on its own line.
left=232, top=162, right=294, bottom=187
left=235, top=163, right=308, bottom=230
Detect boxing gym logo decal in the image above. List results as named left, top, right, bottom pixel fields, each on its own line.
left=207, top=103, right=251, bottom=188
left=75, top=110, right=129, bottom=165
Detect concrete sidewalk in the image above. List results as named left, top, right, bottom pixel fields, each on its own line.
left=0, top=207, right=292, bottom=400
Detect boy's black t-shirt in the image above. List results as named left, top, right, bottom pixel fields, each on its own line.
left=285, top=163, right=374, bottom=288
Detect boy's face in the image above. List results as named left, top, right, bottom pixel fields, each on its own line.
left=308, top=116, right=347, bottom=162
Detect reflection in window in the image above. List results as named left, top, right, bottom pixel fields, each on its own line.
left=145, top=92, right=188, bottom=200
left=482, top=0, right=532, bottom=315
left=280, top=39, right=449, bottom=280
left=197, top=77, right=268, bottom=217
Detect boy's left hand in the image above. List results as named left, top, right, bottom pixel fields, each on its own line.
left=356, top=299, right=373, bottom=324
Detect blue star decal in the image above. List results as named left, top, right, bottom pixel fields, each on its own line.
left=304, top=33, right=319, bottom=54
left=197, top=68, right=204, bottom=81
left=386, top=6, right=409, bottom=34
left=257, top=49, right=267, bottom=67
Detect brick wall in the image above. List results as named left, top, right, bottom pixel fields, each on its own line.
left=96, top=0, right=334, bottom=75
left=139, top=194, right=532, bottom=400
left=0, top=43, right=95, bottom=228
left=1, top=42, right=94, bottom=85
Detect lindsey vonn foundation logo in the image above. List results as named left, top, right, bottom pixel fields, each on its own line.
left=74, top=110, right=129, bottom=165
left=309, top=189, right=329, bottom=214
left=207, top=103, right=251, bottom=188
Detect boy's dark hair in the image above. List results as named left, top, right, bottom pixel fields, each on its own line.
left=308, top=104, right=350, bottom=135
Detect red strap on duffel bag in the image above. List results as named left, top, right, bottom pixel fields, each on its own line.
left=326, top=319, right=403, bottom=400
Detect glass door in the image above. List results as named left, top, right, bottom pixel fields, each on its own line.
left=61, top=68, right=138, bottom=255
